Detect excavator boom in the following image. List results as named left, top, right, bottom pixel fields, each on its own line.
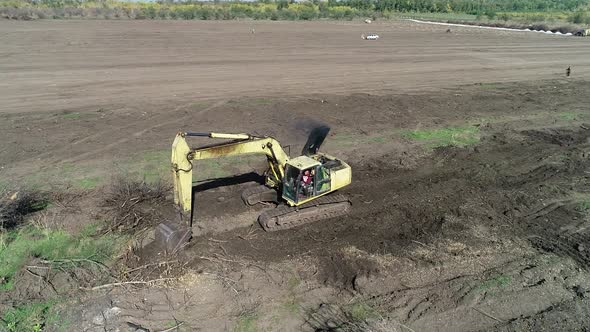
left=171, top=132, right=289, bottom=224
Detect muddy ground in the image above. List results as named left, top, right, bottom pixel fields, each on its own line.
left=0, top=20, right=589, bottom=332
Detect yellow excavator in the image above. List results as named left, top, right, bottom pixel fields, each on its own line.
left=170, top=127, right=352, bottom=232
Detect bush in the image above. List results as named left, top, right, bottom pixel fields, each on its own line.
left=530, top=23, right=550, bottom=31
left=568, top=10, right=589, bottom=24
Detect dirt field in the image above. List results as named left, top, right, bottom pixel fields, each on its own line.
left=2, top=19, right=590, bottom=115
left=1, top=20, right=590, bottom=332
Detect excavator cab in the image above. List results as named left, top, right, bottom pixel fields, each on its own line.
left=281, top=154, right=348, bottom=206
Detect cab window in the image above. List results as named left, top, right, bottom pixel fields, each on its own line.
left=315, top=166, right=331, bottom=194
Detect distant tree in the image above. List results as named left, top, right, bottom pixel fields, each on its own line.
left=277, top=0, right=288, bottom=10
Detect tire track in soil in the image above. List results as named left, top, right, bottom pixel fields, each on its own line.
left=10, top=100, right=226, bottom=168
left=59, top=99, right=227, bottom=164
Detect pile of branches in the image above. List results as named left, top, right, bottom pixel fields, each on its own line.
left=0, top=189, right=48, bottom=230
left=103, top=179, right=171, bottom=234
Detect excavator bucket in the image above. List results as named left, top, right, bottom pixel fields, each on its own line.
left=153, top=132, right=194, bottom=254
left=154, top=222, right=192, bottom=255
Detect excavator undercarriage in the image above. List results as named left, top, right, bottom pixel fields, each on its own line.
left=258, top=194, right=351, bottom=232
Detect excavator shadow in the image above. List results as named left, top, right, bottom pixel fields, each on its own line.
left=191, top=172, right=265, bottom=194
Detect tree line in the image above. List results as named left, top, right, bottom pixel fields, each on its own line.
left=1, top=0, right=589, bottom=22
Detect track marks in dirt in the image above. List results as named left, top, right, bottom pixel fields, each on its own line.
left=61, top=100, right=227, bottom=164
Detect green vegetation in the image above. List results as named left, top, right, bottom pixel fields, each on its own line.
left=478, top=83, right=500, bottom=90
left=2, top=301, right=59, bottom=332
left=234, top=312, right=258, bottom=332
left=62, top=113, right=81, bottom=120
left=404, top=127, right=480, bottom=148
left=1, top=0, right=588, bottom=23
left=558, top=112, right=579, bottom=121
left=345, top=302, right=380, bottom=322
left=115, top=150, right=169, bottom=184
left=191, top=101, right=211, bottom=110
left=478, top=275, right=512, bottom=292
left=77, top=177, right=102, bottom=190
left=576, top=200, right=590, bottom=212
left=287, top=275, right=301, bottom=291
left=0, top=226, right=122, bottom=291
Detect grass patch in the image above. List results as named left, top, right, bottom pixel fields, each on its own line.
left=137, top=150, right=170, bottom=183
left=403, top=127, right=480, bottom=148
left=478, top=83, right=499, bottom=90
left=234, top=313, right=258, bottom=332
left=114, top=150, right=169, bottom=184
left=1, top=301, right=58, bottom=332
left=76, top=177, right=102, bottom=190
left=62, top=113, right=81, bottom=120
left=346, top=302, right=380, bottom=322
left=0, top=227, right=122, bottom=291
left=394, top=11, right=477, bottom=21
left=557, top=112, right=579, bottom=121
left=576, top=201, right=590, bottom=212
left=478, top=275, right=512, bottom=292
left=191, top=101, right=210, bottom=110
left=287, top=275, right=301, bottom=291
left=60, top=112, right=97, bottom=120
left=80, top=222, right=101, bottom=237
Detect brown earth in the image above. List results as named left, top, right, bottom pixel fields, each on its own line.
left=0, top=19, right=590, bottom=332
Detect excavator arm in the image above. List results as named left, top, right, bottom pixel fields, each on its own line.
left=171, top=132, right=290, bottom=224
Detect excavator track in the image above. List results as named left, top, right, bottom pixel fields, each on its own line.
left=258, top=194, right=351, bottom=232
left=241, top=185, right=277, bottom=206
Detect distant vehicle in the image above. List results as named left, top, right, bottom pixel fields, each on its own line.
left=362, top=34, right=379, bottom=40
left=573, top=29, right=589, bottom=37
left=364, top=19, right=372, bottom=24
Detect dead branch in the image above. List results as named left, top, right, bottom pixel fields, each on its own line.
left=472, top=307, right=505, bottom=323
left=124, top=260, right=179, bottom=274
left=208, top=238, right=228, bottom=243
left=40, top=257, right=109, bottom=270
left=81, top=278, right=176, bottom=291
left=411, top=240, right=434, bottom=249
left=25, top=268, right=58, bottom=294
left=218, top=245, right=229, bottom=256
left=156, top=321, right=184, bottom=332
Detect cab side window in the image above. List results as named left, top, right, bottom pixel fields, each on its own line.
left=315, top=166, right=331, bottom=194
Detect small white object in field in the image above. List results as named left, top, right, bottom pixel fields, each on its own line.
left=362, top=34, right=379, bottom=40
left=365, top=18, right=372, bottom=24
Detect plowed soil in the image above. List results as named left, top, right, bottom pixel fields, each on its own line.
left=1, top=20, right=590, bottom=332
